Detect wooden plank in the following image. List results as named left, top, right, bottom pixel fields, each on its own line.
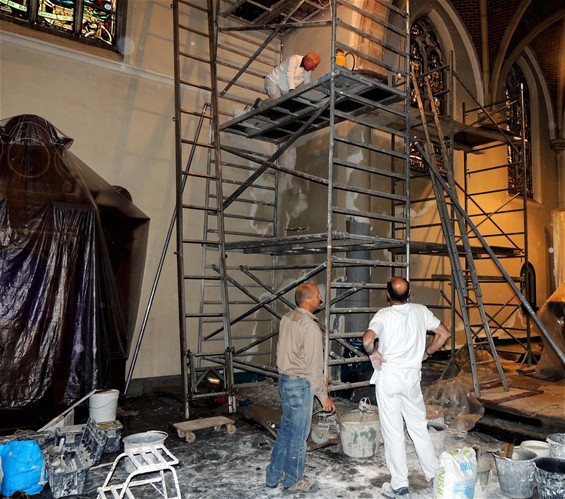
left=238, top=404, right=279, bottom=438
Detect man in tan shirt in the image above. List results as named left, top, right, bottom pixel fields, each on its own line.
left=265, top=283, right=335, bottom=493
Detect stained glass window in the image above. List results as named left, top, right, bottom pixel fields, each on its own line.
left=0, top=0, right=125, bottom=51
left=410, top=17, right=446, bottom=115
left=409, top=16, right=447, bottom=173
left=505, top=65, right=532, bottom=198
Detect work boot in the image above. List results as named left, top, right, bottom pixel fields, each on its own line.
left=284, top=475, right=319, bottom=493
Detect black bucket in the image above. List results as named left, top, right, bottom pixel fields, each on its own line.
left=534, top=457, right=565, bottom=499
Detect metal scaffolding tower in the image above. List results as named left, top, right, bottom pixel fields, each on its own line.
left=172, top=0, right=411, bottom=418
left=162, top=0, right=565, bottom=418
left=407, top=62, right=559, bottom=396
left=461, top=83, right=535, bottom=368
left=411, top=71, right=508, bottom=396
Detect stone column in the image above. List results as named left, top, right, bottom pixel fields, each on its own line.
left=550, top=138, right=565, bottom=209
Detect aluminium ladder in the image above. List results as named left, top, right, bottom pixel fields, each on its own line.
left=173, top=0, right=236, bottom=419
left=173, top=0, right=280, bottom=419
left=171, top=0, right=412, bottom=413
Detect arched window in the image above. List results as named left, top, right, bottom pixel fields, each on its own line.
left=0, top=0, right=126, bottom=52
left=410, top=17, right=447, bottom=115
left=409, top=16, right=447, bottom=172
left=505, top=65, right=533, bottom=198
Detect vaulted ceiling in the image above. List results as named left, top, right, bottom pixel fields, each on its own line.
left=450, top=0, right=565, bottom=136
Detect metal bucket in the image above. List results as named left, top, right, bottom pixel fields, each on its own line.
left=122, top=430, right=168, bottom=472
left=534, top=457, right=565, bottom=499
left=339, top=408, right=381, bottom=458
left=546, top=433, right=565, bottom=459
left=493, top=448, right=537, bottom=499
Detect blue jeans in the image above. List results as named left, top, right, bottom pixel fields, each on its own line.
left=266, top=374, right=313, bottom=488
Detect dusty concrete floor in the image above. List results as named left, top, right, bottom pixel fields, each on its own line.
left=7, top=357, right=561, bottom=498
left=30, top=377, right=558, bottom=499
left=76, top=389, right=489, bottom=498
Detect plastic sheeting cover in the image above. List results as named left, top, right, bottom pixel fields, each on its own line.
left=535, top=282, right=565, bottom=380
left=0, top=115, right=150, bottom=408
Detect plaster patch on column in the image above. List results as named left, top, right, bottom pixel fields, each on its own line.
left=344, top=148, right=364, bottom=214
left=279, top=147, right=308, bottom=232
left=280, top=147, right=296, bottom=169
left=409, top=200, right=437, bottom=219
left=249, top=187, right=271, bottom=235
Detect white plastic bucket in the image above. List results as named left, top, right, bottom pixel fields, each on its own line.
left=122, top=431, right=168, bottom=472
left=520, top=440, right=550, bottom=458
left=89, top=389, right=119, bottom=423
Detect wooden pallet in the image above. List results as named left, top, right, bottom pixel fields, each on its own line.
left=172, top=416, right=236, bottom=443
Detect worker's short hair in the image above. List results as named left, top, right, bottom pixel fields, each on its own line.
left=304, top=51, right=320, bottom=65
left=295, top=283, right=315, bottom=306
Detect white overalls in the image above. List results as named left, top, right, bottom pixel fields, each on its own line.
left=368, top=303, right=440, bottom=490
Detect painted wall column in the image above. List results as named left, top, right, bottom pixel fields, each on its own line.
left=551, top=138, right=565, bottom=209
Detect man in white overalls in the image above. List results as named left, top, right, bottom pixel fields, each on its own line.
left=363, top=277, right=450, bottom=498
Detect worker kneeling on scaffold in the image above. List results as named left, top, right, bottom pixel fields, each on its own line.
left=263, top=52, right=321, bottom=100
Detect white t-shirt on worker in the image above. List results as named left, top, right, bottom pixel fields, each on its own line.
left=367, top=302, right=441, bottom=373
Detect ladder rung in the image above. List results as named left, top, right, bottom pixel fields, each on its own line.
left=180, top=108, right=211, bottom=119
left=184, top=275, right=221, bottom=280
left=182, top=239, right=219, bottom=245
left=479, top=384, right=503, bottom=393
left=476, top=359, right=498, bottom=365
left=208, top=229, right=275, bottom=238
left=224, top=214, right=274, bottom=223
left=182, top=204, right=219, bottom=212
left=185, top=312, right=224, bottom=318
left=330, top=307, right=377, bottom=313
left=184, top=172, right=217, bottom=180
left=331, top=282, right=386, bottom=289
left=181, top=138, right=214, bottom=148
left=480, top=380, right=507, bottom=390
left=179, top=79, right=211, bottom=93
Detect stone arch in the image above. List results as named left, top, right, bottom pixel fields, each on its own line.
left=410, top=0, right=484, bottom=115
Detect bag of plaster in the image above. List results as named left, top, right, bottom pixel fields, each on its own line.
left=433, top=446, right=477, bottom=498
left=0, top=440, right=47, bottom=497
